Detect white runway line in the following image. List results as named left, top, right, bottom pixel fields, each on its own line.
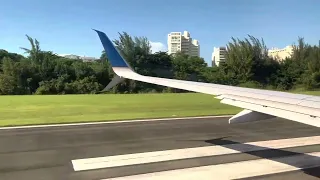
left=71, top=135, right=320, bottom=171
left=102, top=152, right=320, bottom=180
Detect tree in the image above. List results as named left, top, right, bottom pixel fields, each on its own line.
left=20, top=35, right=42, bottom=65
left=223, top=35, right=282, bottom=88
left=301, top=41, right=320, bottom=89
left=1, top=31, right=320, bottom=95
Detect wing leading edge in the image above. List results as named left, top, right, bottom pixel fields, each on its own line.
left=93, top=29, right=320, bottom=127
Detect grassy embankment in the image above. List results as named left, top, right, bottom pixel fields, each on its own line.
left=0, top=93, right=240, bottom=127
left=290, top=90, right=320, bottom=96
left=0, top=90, right=319, bottom=127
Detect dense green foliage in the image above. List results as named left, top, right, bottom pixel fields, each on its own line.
left=0, top=33, right=319, bottom=95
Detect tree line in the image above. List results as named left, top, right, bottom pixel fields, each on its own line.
left=0, top=32, right=319, bottom=95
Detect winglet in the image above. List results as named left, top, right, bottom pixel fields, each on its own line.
left=93, top=29, right=132, bottom=70
left=93, top=29, right=132, bottom=92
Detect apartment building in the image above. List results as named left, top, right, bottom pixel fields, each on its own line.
left=268, top=45, right=294, bottom=61
left=211, top=46, right=227, bottom=67
left=167, top=31, right=200, bottom=57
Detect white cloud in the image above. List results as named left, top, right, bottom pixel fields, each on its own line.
left=150, top=41, right=167, bottom=53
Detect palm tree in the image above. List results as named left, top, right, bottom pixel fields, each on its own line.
left=20, top=35, right=42, bottom=64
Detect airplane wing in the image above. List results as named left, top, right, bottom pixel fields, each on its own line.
left=93, top=29, right=320, bottom=127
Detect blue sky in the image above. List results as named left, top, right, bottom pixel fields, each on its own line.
left=1, top=0, right=319, bottom=66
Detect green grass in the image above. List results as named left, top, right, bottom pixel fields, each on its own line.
left=290, top=90, right=320, bottom=96
left=0, top=90, right=319, bottom=127
left=0, top=93, right=241, bottom=127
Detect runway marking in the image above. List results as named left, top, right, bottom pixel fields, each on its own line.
left=101, top=152, right=320, bottom=180
left=71, top=135, right=320, bottom=171
left=0, top=115, right=233, bottom=130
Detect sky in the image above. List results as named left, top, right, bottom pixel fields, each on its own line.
left=1, top=0, right=319, bottom=66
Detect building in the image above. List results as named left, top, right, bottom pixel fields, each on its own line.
left=79, top=56, right=97, bottom=62
left=63, top=54, right=81, bottom=60
left=268, top=45, right=294, bottom=61
left=59, top=54, right=97, bottom=62
left=211, top=46, right=227, bottom=67
left=167, top=31, right=200, bottom=57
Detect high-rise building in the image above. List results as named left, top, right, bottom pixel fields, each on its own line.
left=211, top=47, right=227, bottom=67
left=167, top=31, right=200, bottom=57
left=268, top=45, right=294, bottom=61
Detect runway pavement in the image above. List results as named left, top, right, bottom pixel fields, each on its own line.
left=0, top=116, right=319, bottom=180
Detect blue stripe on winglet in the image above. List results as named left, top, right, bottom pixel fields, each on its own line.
left=93, top=29, right=129, bottom=68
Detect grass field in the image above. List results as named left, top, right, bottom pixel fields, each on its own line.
left=290, top=90, right=320, bottom=96
left=0, top=90, right=319, bottom=127
left=0, top=93, right=241, bottom=127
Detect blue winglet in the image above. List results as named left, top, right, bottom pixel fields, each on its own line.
left=93, top=29, right=130, bottom=68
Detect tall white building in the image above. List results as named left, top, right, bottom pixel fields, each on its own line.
left=212, top=47, right=227, bottom=67
left=167, top=31, right=200, bottom=57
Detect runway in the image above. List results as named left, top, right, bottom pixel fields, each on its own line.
left=0, top=116, right=319, bottom=180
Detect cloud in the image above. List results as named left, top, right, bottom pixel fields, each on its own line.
left=150, top=41, right=167, bottom=53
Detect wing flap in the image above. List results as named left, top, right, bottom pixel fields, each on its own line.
left=221, top=98, right=320, bottom=127
left=218, top=94, right=320, bottom=117
left=228, top=109, right=275, bottom=124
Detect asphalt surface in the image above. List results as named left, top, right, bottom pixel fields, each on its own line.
left=0, top=117, right=319, bottom=180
